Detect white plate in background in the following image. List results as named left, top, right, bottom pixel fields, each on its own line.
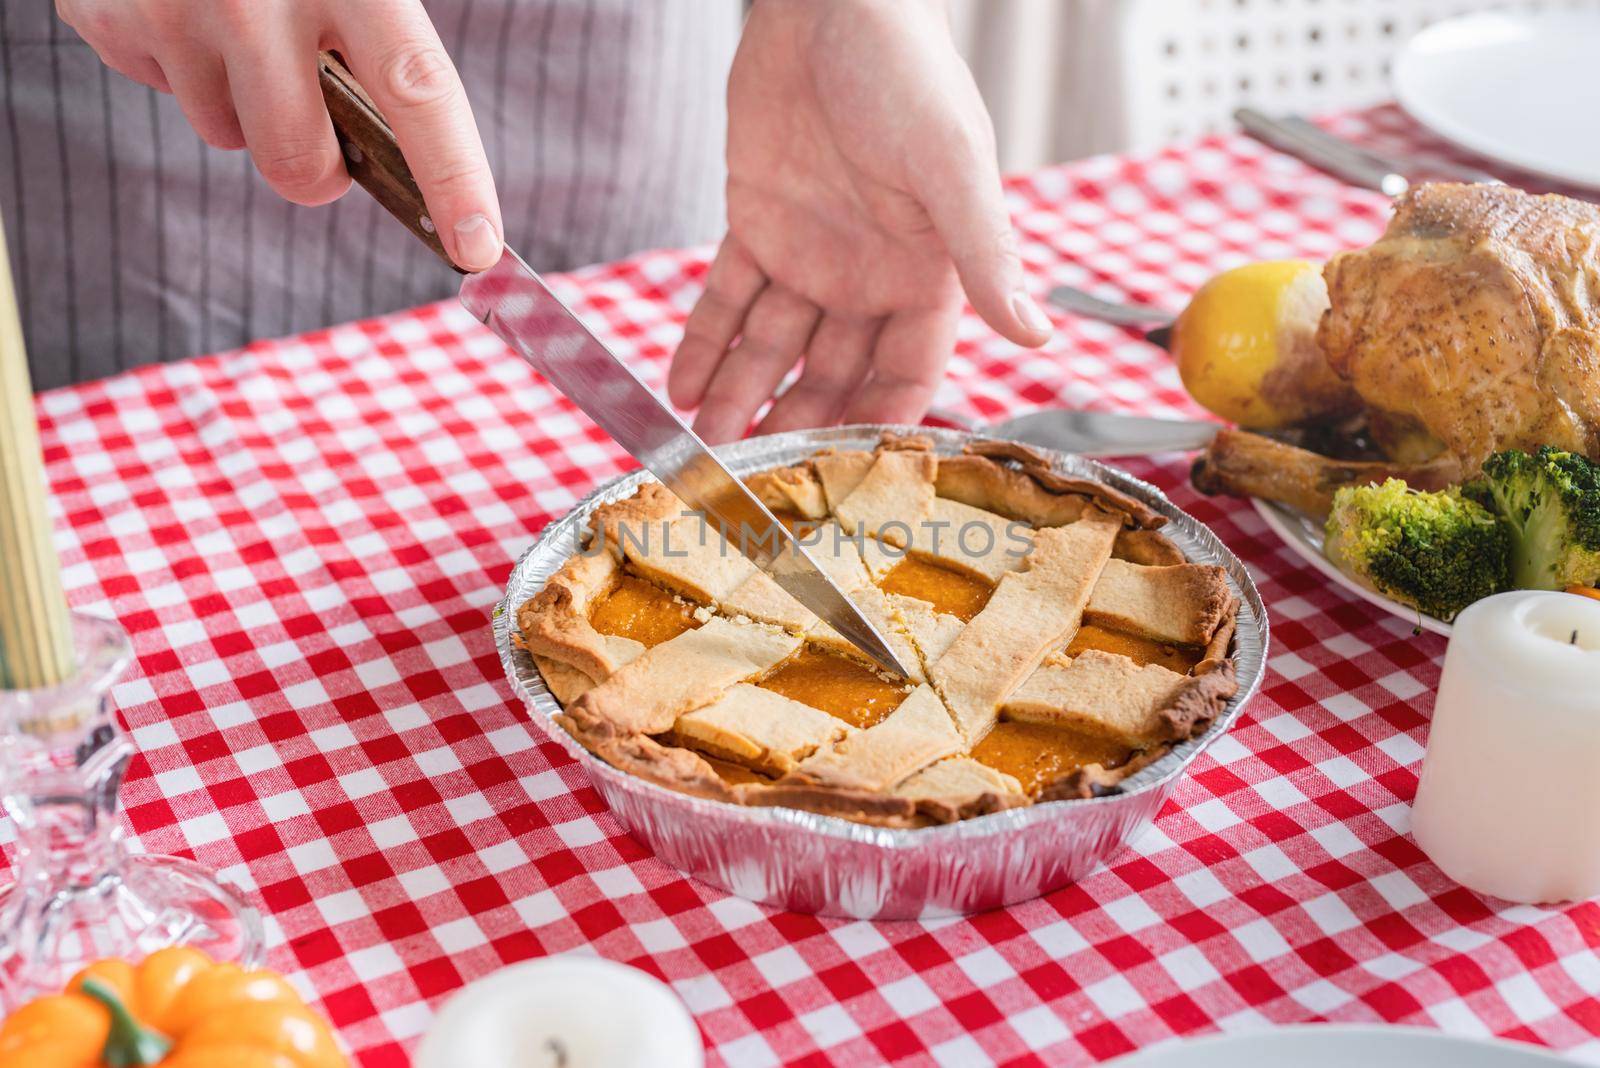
left=1394, top=12, right=1600, bottom=190
left=1107, top=1026, right=1574, bottom=1067
left=1253, top=498, right=1453, bottom=637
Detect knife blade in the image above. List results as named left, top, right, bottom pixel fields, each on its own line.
left=459, top=253, right=913, bottom=676
left=1274, top=115, right=1503, bottom=186
left=1236, top=107, right=1411, bottom=196
left=988, top=409, right=1219, bottom=456
left=1237, top=108, right=1505, bottom=194
left=316, top=51, right=912, bottom=678
left=925, top=407, right=1218, bottom=457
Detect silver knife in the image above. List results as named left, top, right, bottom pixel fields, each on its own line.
left=317, top=53, right=913, bottom=678
left=928, top=407, right=1218, bottom=457
left=460, top=253, right=913, bottom=676
left=1236, top=108, right=1502, bottom=195
left=1236, top=107, right=1411, bottom=196
left=1274, top=115, right=1502, bottom=187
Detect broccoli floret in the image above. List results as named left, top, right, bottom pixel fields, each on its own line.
left=1325, top=479, right=1510, bottom=621
left=1479, top=447, right=1600, bottom=590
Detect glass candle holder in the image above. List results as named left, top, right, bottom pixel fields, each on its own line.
left=0, top=613, right=262, bottom=1009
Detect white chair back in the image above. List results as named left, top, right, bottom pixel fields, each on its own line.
left=1115, top=0, right=1600, bottom=151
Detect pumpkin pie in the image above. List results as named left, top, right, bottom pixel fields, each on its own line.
left=518, top=435, right=1239, bottom=827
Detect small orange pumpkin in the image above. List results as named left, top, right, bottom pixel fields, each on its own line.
left=0, top=947, right=346, bottom=1068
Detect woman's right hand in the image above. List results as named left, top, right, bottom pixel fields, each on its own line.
left=57, top=0, right=504, bottom=270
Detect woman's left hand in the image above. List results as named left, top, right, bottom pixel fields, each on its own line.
left=668, top=0, right=1053, bottom=444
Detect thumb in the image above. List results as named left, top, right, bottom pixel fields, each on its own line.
left=914, top=144, right=1053, bottom=348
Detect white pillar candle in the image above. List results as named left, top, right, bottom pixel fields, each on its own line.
left=1412, top=591, right=1600, bottom=904
left=414, top=956, right=703, bottom=1068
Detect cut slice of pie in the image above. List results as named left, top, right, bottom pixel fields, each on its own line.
left=519, top=435, right=1241, bottom=828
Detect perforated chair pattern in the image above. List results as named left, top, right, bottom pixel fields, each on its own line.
left=1116, top=0, right=1600, bottom=151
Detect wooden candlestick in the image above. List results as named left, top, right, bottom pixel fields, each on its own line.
left=0, top=215, right=74, bottom=690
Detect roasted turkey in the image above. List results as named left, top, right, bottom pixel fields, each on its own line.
left=1193, top=182, right=1600, bottom=514
left=1319, top=182, right=1600, bottom=471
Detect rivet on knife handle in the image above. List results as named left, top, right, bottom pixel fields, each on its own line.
left=316, top=50, right=463, bottom=273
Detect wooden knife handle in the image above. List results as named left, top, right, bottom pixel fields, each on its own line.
left=317, top=50, right=463, bottom=273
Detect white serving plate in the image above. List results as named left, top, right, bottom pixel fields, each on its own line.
left=1394, top=11, right=1600, bottom=190
left=1106, top=1026, right=1574, bottom=1067
left=1253, top=498, right=1452, bottom=637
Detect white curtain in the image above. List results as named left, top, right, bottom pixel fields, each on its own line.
left=949, top=0, right=1122, bottom=170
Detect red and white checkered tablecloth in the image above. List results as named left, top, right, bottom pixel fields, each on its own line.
left=11, top=105, right=1600, bottom=1066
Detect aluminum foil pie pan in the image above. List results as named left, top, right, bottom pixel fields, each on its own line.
left=493, top=426, right=1268, bottom=919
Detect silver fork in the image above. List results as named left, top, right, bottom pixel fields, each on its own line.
left=1046, top=285, right=1176, bottom=351
left=988, top=288, right=1212, bottom=454
left=1046, top=285, right=1173, bottom=328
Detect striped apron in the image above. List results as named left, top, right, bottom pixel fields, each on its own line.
left=0, top=0, right=740, bottom=389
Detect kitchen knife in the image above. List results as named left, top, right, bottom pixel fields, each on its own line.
left=1273, top=115, right=1502, bottom=186
left=1236, top=107, right=1411, bottom=196
left=317, top=52, right=913, bottom=678
left=925, top=408, right=1218, bottom=456
left=1236, top=108, right=1503, bottom=196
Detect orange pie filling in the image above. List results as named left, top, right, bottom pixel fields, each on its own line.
left=1066, top=623, right=1203, bottom=675
left=968, top=624, right=1193, bottom=794
left=753, top=556, right=984, bottom=731
left=757, top=647, right=910, bottom=730
left=589, top=574, right=701, bottom=647
left=771, top=511, right=819, bottom=535
left=971, top=720, right=1133, bottom=797
left=879, top=555, right=993, bottom=621
left=585, top=555, right=1189, bottom=796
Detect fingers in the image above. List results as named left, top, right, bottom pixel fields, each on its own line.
left=692, top=286, right=821, bottom=445
left=224, top=23, right=349, bottom=206
left=157, top=48, right=245, bottom=149
left=85, top=42, right=172, bottom=92
left=756, top=314, right=881, bottom=435
left=118, top=55, right=172, bottom=94
left=336, top=1, right=502, bottom=270
left=912, top=132, right=1052, bottom=349
left=840, top=305, right=959, bottom=426
left=668, top=237, right=767, bottom=410
left=57, top=2, right=169, bottom=90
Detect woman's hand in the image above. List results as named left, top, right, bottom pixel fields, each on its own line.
left=668, top=0, right=1052, bottom=444
left=56, top=0, right=503, bottom=270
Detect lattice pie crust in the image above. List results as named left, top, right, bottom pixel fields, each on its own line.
left=518, top=436, right=1238, bottom=827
